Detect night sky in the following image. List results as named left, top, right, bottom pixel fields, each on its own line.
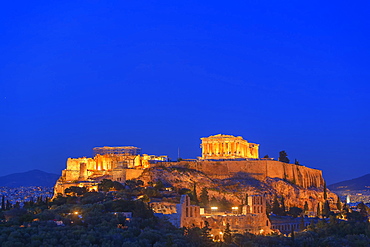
left=1, top=1, right=369, bottom=184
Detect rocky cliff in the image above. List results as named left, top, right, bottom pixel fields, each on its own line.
left=139, top=165, right=337, bottom=214
left=155, top=160, right=325, bottom=189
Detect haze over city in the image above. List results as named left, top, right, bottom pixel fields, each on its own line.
left=1, top=1, right=369, bottom=184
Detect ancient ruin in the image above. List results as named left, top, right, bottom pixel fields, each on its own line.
left=153, top=194, right=272, bottom=237
left=54, top=146, right=167, bottom=195
left=52, top=133, right=338, bottom=235
left=54, top=134, right=328, bottom=212
left=200, top=134, right=259, bottom=159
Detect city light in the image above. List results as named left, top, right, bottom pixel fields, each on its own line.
left=232, top=206, right=239, bottom=214
left=211, top=206, right=218, bottom=210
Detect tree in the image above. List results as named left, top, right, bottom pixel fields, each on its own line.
left=178, top=188, right=191, bottom=195
left=136, top=180, right=144, bottom=187
left=144, top=187, right=159, bottom=198
left=323, top=181, right=327, bottom=200
left=322, top=200, right=330, bottom=218
left=294, top=159, right=300, bottom=165
left=272, top=195, right=283, bottom=216
left=200, top=187, right=209, bottom=207
left=5, top=200, right=12, bottom=210
left=219, top=197, right=232, bottom=212
left=179, top=188, right=197, bottom=202
left=98, top=179, right=124, bottom=192
left=266, top=201, right=272, bottom=216
left=125, top=179, right=143, bottom=190
left=98, top=179, right=115, bottom=192
left=279, top=151, right=290, bottom=163
left=357, top=202, right=369, bottom=218
left=193, top=182, right=199, bottom=204
left=347, top=210, right=367, bottom=222
left=317, top=203, right=321, bottom=217
left=281, top=196, right=286, bottom=214
left=200, top=221, right=214, bottom=245
left=263, top=154, right=269, bottom=158
left=64, top=186, right=87, bottom=196
left=304, top=201, right=309, bottom=215
left=287, top=207, right=303, bottom=218
left=336, top=197, right=342, bottom=211
left=209, top=196, right=218, bottom=207
left=223, top=223, right=232, bottom=243
left=45, top=196, right=50, bottom=207
left=113, top=181, right=125, bottom=190
left=14, top=202, right=20, bottom=209
left=154, top=180, right=164, bottom=190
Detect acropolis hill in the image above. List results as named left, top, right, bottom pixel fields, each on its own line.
left=54, top=134, right=337, bottom=213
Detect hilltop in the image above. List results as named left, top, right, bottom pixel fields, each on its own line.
left=0, top=170, right=59, bottom=187
left=329, top=174, right=370, bottom=191
left=139, top=166, right=338, bottom=212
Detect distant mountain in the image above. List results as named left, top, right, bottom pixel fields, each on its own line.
left=329, top=174, right=370, bottom=191
left=0, top=170, right=60, bottom=187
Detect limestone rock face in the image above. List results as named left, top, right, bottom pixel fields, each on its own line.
left=267, top=178, right=337, bottom=213
left=156, top=160, right=325, bottom=189
left=139, top=166, right=337, bottom=214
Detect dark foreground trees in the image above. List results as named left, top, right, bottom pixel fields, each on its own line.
left=0, top=192, right=198, bottom=247
left=1, top=187, right=370, bottom=247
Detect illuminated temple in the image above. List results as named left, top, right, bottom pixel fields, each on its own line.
left=54, top=146, right=168, bottom=195
left=200, top=134, right=259, bottom=159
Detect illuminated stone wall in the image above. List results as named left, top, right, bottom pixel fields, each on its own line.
left=207, top=213, right=271, bottom=237
left=200, top=134, right=259, bottom=159
left=157, top=159, right=324, bottom=189
left=54, top=147, right=164, bottom=196
left=152, top=195, right=271, bottom=238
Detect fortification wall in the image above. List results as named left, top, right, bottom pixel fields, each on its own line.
left=125, top=169, right=144, bottom=180
left=265, top=161, right=324, bottom=188
left=154, top=160, right=324, bottom=188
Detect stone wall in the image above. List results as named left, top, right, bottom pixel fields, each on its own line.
left=155, top=159, right=324, bottom=188
left=206, top=213, right=271, bottom=237
left=126, top=169, right=144, bottom=181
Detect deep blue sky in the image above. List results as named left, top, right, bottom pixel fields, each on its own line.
left=1, top=1, right=369, bottom=184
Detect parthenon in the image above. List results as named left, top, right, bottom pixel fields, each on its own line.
left=200, top=134, right=259, bottom=160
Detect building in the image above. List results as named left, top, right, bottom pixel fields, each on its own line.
left=200, top=134, right=259, bottom=160
left=270, top=216, right=313, bottom=234
left=54, top=146, right=167, bottom=196
left=152, top=194, right=272, bottom=240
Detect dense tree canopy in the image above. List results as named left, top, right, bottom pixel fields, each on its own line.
left=0, top=179, right=369, bottom=246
